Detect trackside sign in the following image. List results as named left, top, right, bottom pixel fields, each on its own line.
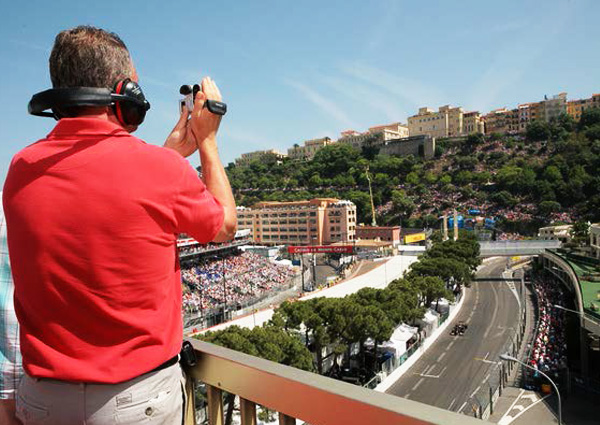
left=288, top=245, right=354, bottom=254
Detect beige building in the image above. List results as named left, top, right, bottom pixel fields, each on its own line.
left=337, top=123, right=408, bottom=151
left=463, top=111, right=485, bottom=135
left=541, top=92, right=567, bottom=122
left=235, top=149, right=287, bottom=167
left=407, top=105, right=483, bottom=138
left=538, top=224, right=572, bottom=244
left=483, top=108, right=512, bottom=134
left=368, top=122, right=409, bottom=139
left=567, top=93, right=600, bottom=121
left=591, top=223, right=600, bottom=260
left=287, top=137, right=334, bottom=161
left=237, top=198, right=357, bottom=246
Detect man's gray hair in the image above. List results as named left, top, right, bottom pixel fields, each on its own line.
left=49, top=26, right=132, bottom=89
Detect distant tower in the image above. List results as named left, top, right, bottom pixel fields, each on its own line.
left=443, top=214, right=449, bottom=241
left=453, top=210, right=459, bottom=241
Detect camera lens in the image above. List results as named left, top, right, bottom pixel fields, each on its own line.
left=179, top=85, right=192, bottom=95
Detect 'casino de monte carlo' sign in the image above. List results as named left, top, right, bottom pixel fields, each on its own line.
left=287, top=245, right=355, bottom=254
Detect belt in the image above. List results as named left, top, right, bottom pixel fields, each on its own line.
left=149, top=354, right=179, bottom=374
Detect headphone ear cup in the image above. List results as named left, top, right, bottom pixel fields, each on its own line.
left=112, top=79, right=148, bottom=126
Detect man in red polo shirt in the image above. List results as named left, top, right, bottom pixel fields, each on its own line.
left=3, top=26, right=236, bottom=424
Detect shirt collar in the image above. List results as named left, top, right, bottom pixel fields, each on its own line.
left=47, top=117, right=130, bottom=139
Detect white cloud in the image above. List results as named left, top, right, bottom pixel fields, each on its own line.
left=340, top=63, right=446, bottom=109
left=284, top=79, right=355, bottom=128
left=319, top=74, right=405, bottom=123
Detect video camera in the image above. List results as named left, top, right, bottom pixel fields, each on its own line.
left=179, top=84, right=227, bottom=116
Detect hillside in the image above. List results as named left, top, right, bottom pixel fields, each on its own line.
left=226, top=109, right=600, bottom=235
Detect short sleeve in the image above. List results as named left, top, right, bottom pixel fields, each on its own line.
left=173, top=164, right=224, bottom=244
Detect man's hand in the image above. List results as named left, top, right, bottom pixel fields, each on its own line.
left=190, top=77, right=223, bottom=148
left=163, top=106, right=197, bottom=157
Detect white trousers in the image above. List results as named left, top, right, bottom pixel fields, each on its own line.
left=16, top=362, right=185, bottom=425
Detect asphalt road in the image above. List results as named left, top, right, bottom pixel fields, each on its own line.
left=386, top=258, right=521, bottom=415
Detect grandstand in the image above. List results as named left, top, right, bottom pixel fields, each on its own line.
left=177, top=230, right=298, bottom=329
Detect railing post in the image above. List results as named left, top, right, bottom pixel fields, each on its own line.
left=184, top=377, right=197, bottom=425
left=207, top=385, right=224, bottom=425
left=240, top=398, right=257, bottom=425
left=279, top=412, right=296, bottom=425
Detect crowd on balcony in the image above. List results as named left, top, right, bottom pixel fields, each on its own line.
left=529, top=279, right=568, bottom=380
left=181, top=251, right=296, bottom=314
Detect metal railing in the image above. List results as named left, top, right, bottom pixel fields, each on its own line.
left=185, top=338, right=485, bottom=425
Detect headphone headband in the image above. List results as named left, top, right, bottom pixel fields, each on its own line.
left=28, top=83, right=150, bottom=126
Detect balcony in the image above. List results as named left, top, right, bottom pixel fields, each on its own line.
left=185, top=338, right=484, bottom=425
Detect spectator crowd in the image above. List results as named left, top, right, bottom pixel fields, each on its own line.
left=181, top=251, right=296, bottom=314
left=529, top=279, right=568, bottom=382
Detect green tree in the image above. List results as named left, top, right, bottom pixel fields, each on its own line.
left=526, top=120, right=551, bottom=142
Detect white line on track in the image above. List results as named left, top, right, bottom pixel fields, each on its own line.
left=411, top=378, right=424, bottom=391
left=481, top=374, right=491, bottom=385
left=448, top=398, right=456, bottom=410
left=470, top=385, right=482, bottom=398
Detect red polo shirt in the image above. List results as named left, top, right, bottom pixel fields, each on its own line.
left=3, top=118, right=224, bottom=383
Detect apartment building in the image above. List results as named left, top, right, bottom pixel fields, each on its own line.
left=235, top=149, right=287, bottom=167
left=542, top=92, right=568, bottom=122
left=538, top=224, right=572, bottom=244
left=368, top=122, right=409, bottom=139
left=591, top=223, right=600, bottom=260
left=237, top=198, right=357, bottom=246
left=337, top=122, right=408, bottom=150
left=407, top=105, right=483, bottom=138
left=463, top=111, right=485, bottom=135
left=567, top=93, right=600, bottom=121
left=287, top=137, right=334, bottom=161
left=482, top=108, right=512, bottom=134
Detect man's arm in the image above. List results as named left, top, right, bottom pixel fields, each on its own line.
left=190, top=77, right=236, bottom=242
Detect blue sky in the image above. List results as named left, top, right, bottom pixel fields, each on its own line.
left=1, top=0, right=598, bottom=180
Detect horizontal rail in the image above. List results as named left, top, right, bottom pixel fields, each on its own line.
left=187, top=338, right=484, bottom=425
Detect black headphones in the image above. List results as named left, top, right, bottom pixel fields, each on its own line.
left=28, top=78, right=151, bottom=127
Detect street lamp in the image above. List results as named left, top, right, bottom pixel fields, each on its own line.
left=553, top=304, right=583, bottom=316
left=498, top=353, right=562, bottom=425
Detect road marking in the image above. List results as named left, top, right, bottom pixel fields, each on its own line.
left=448, top=398, right=456, bottom=410
left=438, top=352, right=446, bottom=361
left=474, top=357, right=499, bottom=365
left=520, top=394, right=539, bottom=402
left=498, top=393, right=550, bottom=425
left=470, top=385, right=482, bottom=398
left=457, top=401, right=468, bottom=413
left=481, top=374, right=491, bottom=385
left=412, top=378, right=424, bottom=391
left=499, top=388, right=524, bottom=421
left=447, top=340, right=455, bottom=349
left=404, top=392, right=411, bottom=399
left=483, top=282, right=499, bottom=338
left=484, top=351, right=489, bottom=360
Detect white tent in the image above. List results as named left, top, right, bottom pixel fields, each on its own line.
left=365, top=323, right=418, bottom=358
